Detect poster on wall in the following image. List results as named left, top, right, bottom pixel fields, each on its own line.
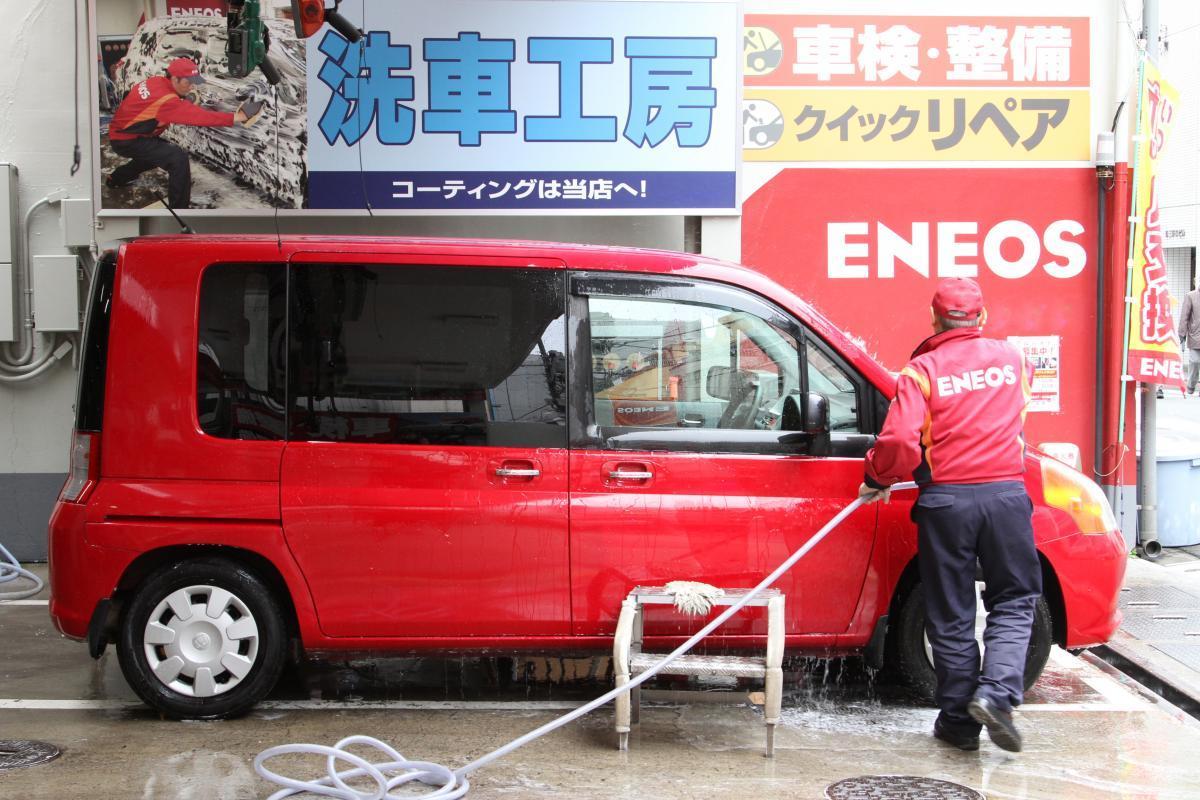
left=92, top=0, right=740, bottom=214
left=1007, top=335, right=1061, bottom=412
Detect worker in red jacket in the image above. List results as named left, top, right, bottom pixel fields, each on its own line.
left=107, top=57, right=249, bottom=209
left=859, top=278, right=1038, bottom=754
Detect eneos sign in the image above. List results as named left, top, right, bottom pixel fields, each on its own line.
left=826, top=219, right=1086, bottom=280
left=742, top=166, right=1098, bottom=464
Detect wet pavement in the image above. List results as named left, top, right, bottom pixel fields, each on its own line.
left=4, top=568, right=1200, bottom=799
left=1100, top=555, right=1200, bottom=714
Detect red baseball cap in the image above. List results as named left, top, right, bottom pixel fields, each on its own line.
left=931, top=278, right=984, bottom=320
left=167, top=57, right=205, bottom=83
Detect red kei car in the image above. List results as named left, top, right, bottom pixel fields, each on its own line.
left=49, top=236, right=1125, bottom=719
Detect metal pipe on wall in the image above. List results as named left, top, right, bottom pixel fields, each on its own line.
left=1094, top=134, right=1113, bottom=483
left=1136, top=0, right=1161, bottom=558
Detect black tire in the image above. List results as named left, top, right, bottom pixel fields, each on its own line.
left=117, top=557, right=287, bottom=719
left=886, top=582, right=1053, bottom=703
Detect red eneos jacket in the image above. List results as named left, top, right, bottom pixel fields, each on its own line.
left=109, top=76, right=234, bottom=141
left=864, top=327, right=1034, bottom=489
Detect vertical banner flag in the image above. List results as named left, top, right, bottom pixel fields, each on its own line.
left=1126, top=58, right=1185, bottom=388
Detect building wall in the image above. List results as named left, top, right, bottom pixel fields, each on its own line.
left=1158, top=0, right=1200, bottom=251
left=1159, top=0, right=1199, bottom=355
left=98, top=0, right=146, bottom=36
left=0, top=0, right=95, bottom=560
left=1167, top=247, right=1195, bottom=327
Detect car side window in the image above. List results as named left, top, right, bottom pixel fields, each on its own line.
left=588, top=295, right=801, bottom=434
left=288, top=264, right=566, bottom=447
left=196, top=263, right=287, bottom=440
left=806, top=340, right=863, bottom=433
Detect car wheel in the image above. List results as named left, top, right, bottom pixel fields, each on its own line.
left=117, top=557, right=286, bottom=719
left=887, top=581, right=1053, bottom=703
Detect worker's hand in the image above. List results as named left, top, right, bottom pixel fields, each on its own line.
left=236, top=99, right=265, bottom=127
left=858, top=482, right=891, bottom=504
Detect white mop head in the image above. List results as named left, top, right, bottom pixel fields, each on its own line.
left=664, top=581, right=725, bottom=616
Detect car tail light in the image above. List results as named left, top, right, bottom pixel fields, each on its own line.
left=291, top=0, right=326, bottom=39
left=59, top=431, right=99, bottom=503
left=1040, top=455, right=1117, bottom=535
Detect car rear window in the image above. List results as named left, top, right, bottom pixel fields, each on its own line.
left=75, top=251, right=116, bottom=432
left=287, top=263, right=567, bottom=448
left=196, top=263, right=287, bottom=440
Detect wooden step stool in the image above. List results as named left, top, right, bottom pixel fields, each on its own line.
left=612, top=585, right=785, bottom=756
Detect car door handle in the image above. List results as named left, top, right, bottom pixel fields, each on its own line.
left=608, top=470, right=653, bottom=480
left=495, top=467, right=541, bottom=478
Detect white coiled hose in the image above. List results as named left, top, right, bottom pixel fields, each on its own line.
left=255, top=483, right=917, bottom=800
left=0, top=541, right=45, bottom=602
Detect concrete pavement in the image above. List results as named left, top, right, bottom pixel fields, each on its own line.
left=4, top=566, right=1200, bottom=799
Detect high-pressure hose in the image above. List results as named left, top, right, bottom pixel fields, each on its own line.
left=0, top=541, right=44, bottom=602
left=254, top=482, right=919, bottom=800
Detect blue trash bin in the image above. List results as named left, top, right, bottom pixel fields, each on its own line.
left=1155, top=452, right=1200, bottom=547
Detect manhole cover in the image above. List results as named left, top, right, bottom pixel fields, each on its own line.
left=826, top=775, right=984, bottom=800
left=0, top=740, right=61, bottom=771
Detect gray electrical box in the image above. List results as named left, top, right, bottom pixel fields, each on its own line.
left=60, top=198, right=94, bottom=248
left=1, top=163, right=16, bottom=341
left=33, top=255, right=80, bottom=332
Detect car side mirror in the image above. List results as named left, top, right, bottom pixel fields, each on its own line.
left=802, top=391, right=829, bottom=435
left=802, top=391, right=832, bottom=456
left=774, top=392, right=831, bottom=454
left=706, top=365, right=733, bottom=400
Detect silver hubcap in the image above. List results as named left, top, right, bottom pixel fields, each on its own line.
left=143, top=585, right=259, bottom=698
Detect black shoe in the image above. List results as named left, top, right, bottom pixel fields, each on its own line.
left=933, top=719, right=979, bottom=751
left=968, top=696, right=1022, bottom=752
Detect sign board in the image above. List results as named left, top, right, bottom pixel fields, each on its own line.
left=165, top=1, right=227, bottom=16
left=94, top=0, right=740, bottom=214
left=742, top=15, right=1089, bottom=161
left=742, top=167, right=1097, bottom=464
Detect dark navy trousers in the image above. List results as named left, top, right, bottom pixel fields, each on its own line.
left=913, top=481, right=1042, bottom=730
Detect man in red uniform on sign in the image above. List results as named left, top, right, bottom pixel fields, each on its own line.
left=859, top=278, right=1038, bottom=754
left=107, top=57, right=250, bottom=209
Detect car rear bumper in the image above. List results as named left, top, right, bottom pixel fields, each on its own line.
left=48, top=501, right=127, bottom=642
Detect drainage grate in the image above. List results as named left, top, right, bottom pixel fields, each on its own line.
left=0, top=740, right=61, bottom=771
left=826, top=775, right=984, bottom=800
